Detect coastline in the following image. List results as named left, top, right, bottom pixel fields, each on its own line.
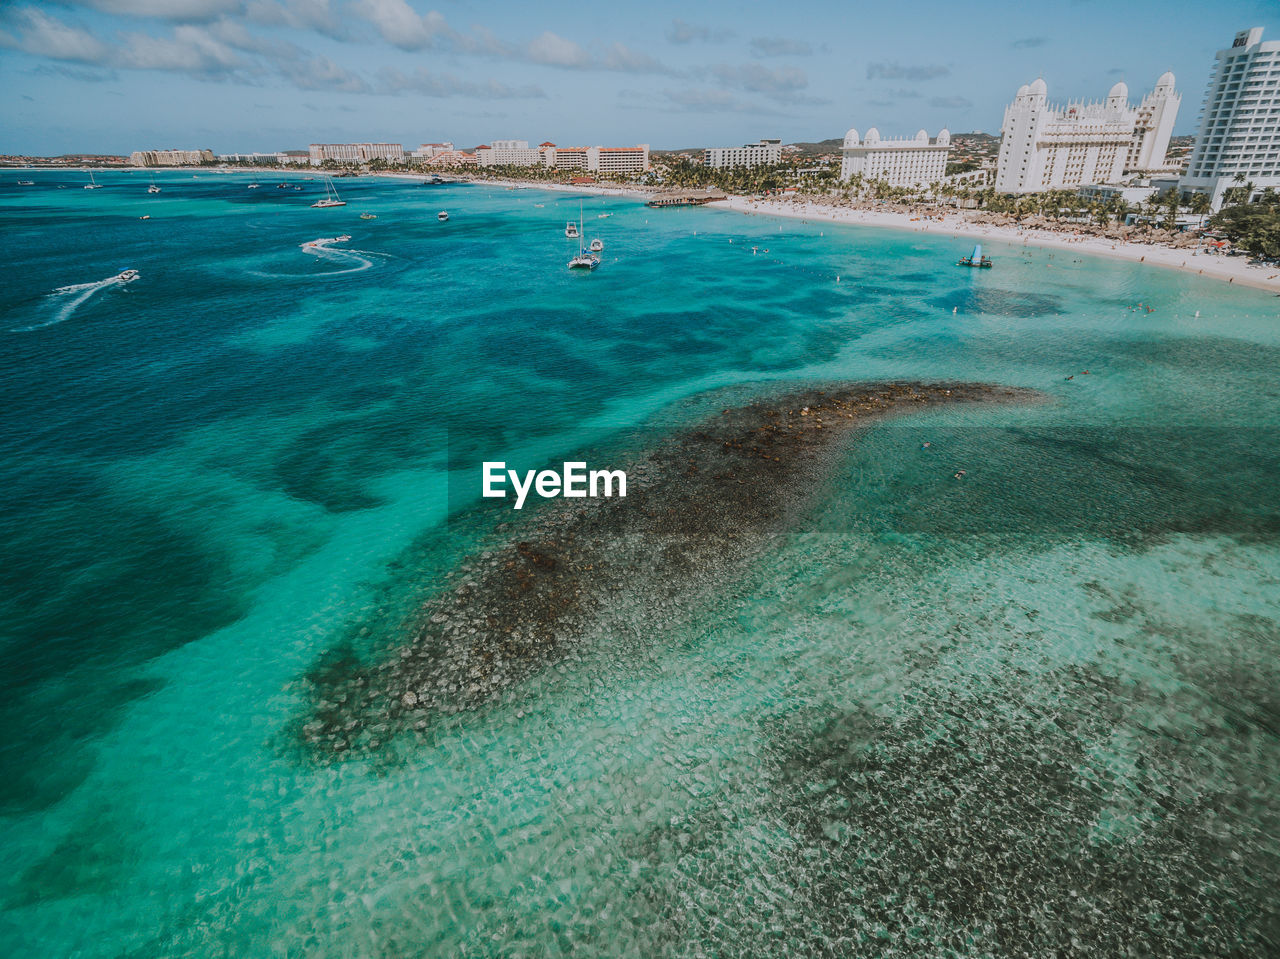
left=708, top=196, right=1280, bottom=295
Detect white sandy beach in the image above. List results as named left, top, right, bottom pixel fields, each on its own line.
left=710, top=196, right=1280, bottom=295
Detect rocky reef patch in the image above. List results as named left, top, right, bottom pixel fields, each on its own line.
left=297, top=381, right=1042, bottom=758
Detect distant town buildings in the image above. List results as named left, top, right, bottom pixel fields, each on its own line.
left=1180, top=27, right=1280, bottom=210
left=839, top=128, right=950, bottom=187
left=704, top=139, right=783, bottom=169
left=411, top=143, right=455, bottom=160
left=128, top=149, right=215, bottom=166
left=423, top=150, right=479, bottom=168
left=994, top=74, right=1180, bottom=193
left=308, top=143, right=404, bottom=165
left=218, top=151, right=309, bottom=165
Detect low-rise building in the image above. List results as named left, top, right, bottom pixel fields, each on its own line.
left=840, top=129, right=950, bottom=187
left=424, top=150, right=478, bottom=168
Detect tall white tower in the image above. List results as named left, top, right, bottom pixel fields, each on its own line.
left=1128, top=72, right=1180, bottom=172
left=995, top=73, right=1181, bottom=193
left=1181, top=28, right=1280, bottom=210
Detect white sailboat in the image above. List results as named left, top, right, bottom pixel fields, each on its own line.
left=84, top=170, right=102, bottom=190
left=567, top=202, right=600, bottom=271
left=311, top=177, right=346, bottom=208
left=147, top=172, right=161, bottom=194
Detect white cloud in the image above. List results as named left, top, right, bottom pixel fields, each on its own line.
left=711, top=62, right=808, bottom=96
left=78, top=0, right=246, bottom=19
left=524, top=31, right=591, bottom=68
left=281, top=54, right=368, bottom=91
left=350, top=0, right=448, bottom=50
left=380, top=67, right=545, bottom=99
left=117, top=23, right=247, bottom=72
left=0, top=7, right=112, bottom=63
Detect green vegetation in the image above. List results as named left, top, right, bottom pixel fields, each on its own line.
left=1210, top=188, right=1280, bottom=261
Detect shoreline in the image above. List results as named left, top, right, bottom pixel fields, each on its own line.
left=708, top=196, right=1280, bottom=295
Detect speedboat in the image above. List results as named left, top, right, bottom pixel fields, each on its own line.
left=565, top=221, right=579, bottom=238
left=360, top=213, right=377, bottom=220
left=148, top=184, right=161, bottom=194
left=248, top=183, right=260, bottom=189
left=277, top=183, right=289, bottom=189
left=589, top=238, right=604, bottom=252
left=115, top=269, right=139, bottom=283
left=437, top=211, right=449, bottom=221
left=17, top=180, right=34, bottom=186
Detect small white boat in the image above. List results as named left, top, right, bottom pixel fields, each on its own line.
left=437, top=211, right=449, bottom=221
left=84, top=171, right=102, bottom=190
left=115, top=269, right=139, bottom=283
left=312, top=176, right=346, bottom=208
left=589, top=238, right=604, bottom=252
left=248, top=183, right=260, bottom=189
left=147, top=173, right=161, bottom=194
left=17, top=180, right=34, bottom=186
left=360, top=213, right=377, bottom=220
left=565, top=221, right=579, bottom=239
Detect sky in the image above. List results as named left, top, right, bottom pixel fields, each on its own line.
left=0, top=0, right=1275, bottom=155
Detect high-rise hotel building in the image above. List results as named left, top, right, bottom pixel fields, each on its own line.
left=994, top=75, right=1179, bottom=193
left=839, top=128, right=950, bottom=187
left=1181, top=27, right=1280, bottom=210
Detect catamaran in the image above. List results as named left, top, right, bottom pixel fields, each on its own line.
left=84, top=171, right=102, bottom=190
left=567, top=202, right=600, bottom=271
left=956, top=243, right=992, bottom=268
left=311, top=177, right=346, bottom=208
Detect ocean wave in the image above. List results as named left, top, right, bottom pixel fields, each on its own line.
left=11, top=273, right=134, bottom=332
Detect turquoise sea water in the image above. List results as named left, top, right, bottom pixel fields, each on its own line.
left=2, top=169, right=1278, bottom=956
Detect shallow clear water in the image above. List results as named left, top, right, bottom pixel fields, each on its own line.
left=2, top=170, right=1278, bottom=956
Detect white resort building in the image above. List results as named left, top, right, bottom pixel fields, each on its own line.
left=128, top=149, right=215, bottom=166
left=839, top=129, right=950, bottom=187
left=538, top=144, right=650, bottom=175
left=1181, top=27, right=1280, bottom=210
left=994, top=74, right=1180, bottom=193
left=308, top=143, right=405, bottom=165
left=478, top=140, right=544, bottom=166
left=704, top=139, right=783, bottom=169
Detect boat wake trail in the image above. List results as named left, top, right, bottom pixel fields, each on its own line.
left=252, top=236, right=386, bottom=279
left=11, top=274, right=133, bottom=332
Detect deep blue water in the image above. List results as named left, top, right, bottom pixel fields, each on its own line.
left=1, top=168, right=1278, bottom=957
